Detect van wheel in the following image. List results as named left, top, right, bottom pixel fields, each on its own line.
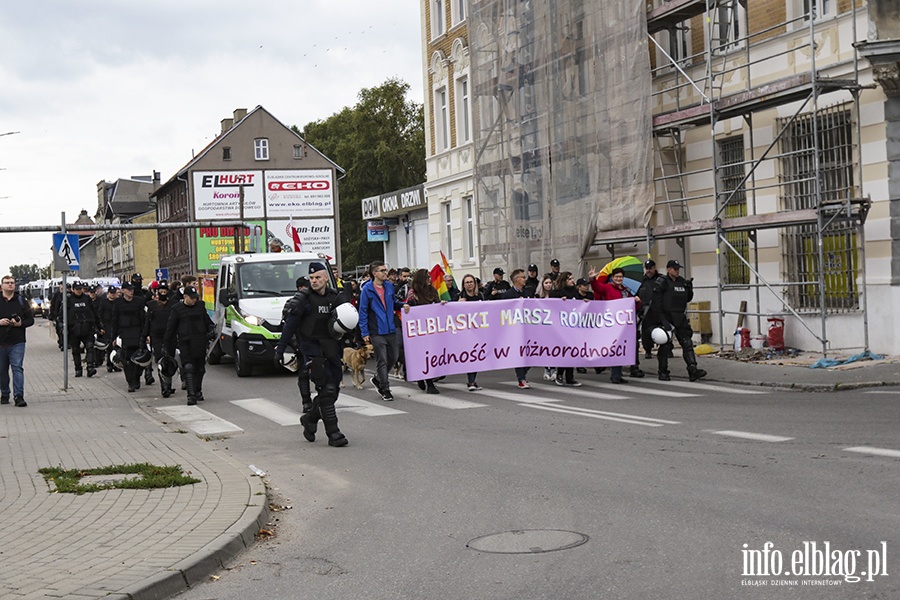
left=207, top=341, right=222, bottom=365
left=234, top=344, right=252, bottom=377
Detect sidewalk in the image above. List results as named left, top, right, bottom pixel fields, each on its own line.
left=0, top=321, right=268, bottom=600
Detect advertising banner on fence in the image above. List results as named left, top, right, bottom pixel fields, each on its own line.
left=193, top=171, right=265, bottom=219
left=264, top=169, right=334, bottom=217
left=266, top=219, right=336, bottom=258
left=195, top=221, right=267, bottom=271
left=401, top=297, right=637, bottom=381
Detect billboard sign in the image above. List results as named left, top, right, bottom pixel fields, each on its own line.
left=267, top=218, right=336, bottom=258
left=264, top=169, right=334, bottom=217
left=195, top=221, right=267, bottom=271
left=193, top=171, right=265, bottom=219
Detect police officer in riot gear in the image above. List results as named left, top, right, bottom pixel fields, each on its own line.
left=110, top=282, right=148, bottom=392
left=165, top=285, right=215, bottom=405
left=279, top=276, right=314, bottom=413
left=649, top=260, right=707, bottom=382
left=275, top=262, right=349, bottom=447
left=131, top=273, right=156, bottom=385
left=67, top=281, right=102, bottom=377
left=637, top=259, right=664, bottom=359
left=96, top=286, right=119, bottom=370
left=144, top=282, right=177, bottom=397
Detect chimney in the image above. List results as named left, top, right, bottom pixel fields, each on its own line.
left=233, top=108, right=248, bottom=122
left=221, top=118, right=234, bottom=134
left=152, top=170, right=161, bottom=190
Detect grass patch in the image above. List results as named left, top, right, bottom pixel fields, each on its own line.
left=38, top=463, right=200, bottom=494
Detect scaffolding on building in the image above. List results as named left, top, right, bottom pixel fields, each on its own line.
left=471, top=0, right=872, bottom=355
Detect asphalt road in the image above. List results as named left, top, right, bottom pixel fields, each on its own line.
left=152, top=361, right=900, bottom=600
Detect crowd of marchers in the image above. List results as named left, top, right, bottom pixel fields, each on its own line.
left=340, top=257, right=707, bottom=401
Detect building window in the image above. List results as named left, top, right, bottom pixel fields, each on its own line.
left=443, top=202, right=453, bottom=260
left=456, top=77, right=470, bottom=143
left=254, top=138, right=269, bottom=161
left=464, top=196, right=475, bottom=261
left=712, top=4, right=745, bottom=53
left=451, top=0, right=466, bottom=25
left=223, top=146, right=232, bottom=161
left=801, top=0, right=831, bottom=20
left=293, top=144, right=304, bottom=159
left=718, top=137, right=749, bottom=286
left=436, top=87, right=449, bottom=151
left=432, top=0, right=445, bottom=38
left=779, top=105, right=858, bottom=311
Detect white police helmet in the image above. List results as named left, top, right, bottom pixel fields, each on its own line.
left=281, top=345, right=299, bottom=372
left=330, top=303, right=359, bottom=339
left=651, top=326, right=673, bottom=345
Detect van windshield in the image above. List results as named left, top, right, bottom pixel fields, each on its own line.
left=235, top=259, right=333, bottom=298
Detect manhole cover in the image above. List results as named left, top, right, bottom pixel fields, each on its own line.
left=466, top=529, right=589, bottom=554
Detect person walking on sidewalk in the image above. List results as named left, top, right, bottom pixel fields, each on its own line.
left=96, top=286, right=120, bottom=371
left=649, top=260, right=707, bottom=382
left=165, top=286, right=215, bottom=405
left=66, top=281, right=102, bottom=378
left=0, top=275, right=34, bottom=407
left=111, top=282, right=148, bottom=393
left=550, top=271, right=583, bottom=387
left=457, top=274, right=485, bottom=391
left=144, top=282, right=177, bottom=398
left=589, top=266, right=644, bottom=383
left=502, top=269, right=533, bottom=388
left=275, top=262, right=349, bottom=447
left=358, top=260, right=399, bottom=401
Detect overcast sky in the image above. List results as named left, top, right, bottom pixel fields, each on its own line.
left=0, top=0, right=423, bottom=277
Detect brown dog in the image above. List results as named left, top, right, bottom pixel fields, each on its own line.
left=342, top=344, right=374, bottom=389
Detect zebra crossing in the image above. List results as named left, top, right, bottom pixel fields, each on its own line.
left=155, top=376, right=765, bottom=437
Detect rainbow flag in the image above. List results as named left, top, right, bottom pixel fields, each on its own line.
left=430, top=264, right=451, bottom=301
left=440, top=250, right=457, bottom=293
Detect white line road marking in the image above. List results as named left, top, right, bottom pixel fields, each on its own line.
left=401, top=385, right=488, bottom=408
left=524, top=403, right=667, bottom=426
left=486, top=385, right=567, bottom=404
left=710, top=430, right=794, bottom=442
left=863, top=390, right=900, bottom=394
left=158, top=405, right=243, bottom=436
left=231, top=398, right=301, bottom=426
left=653, top=380, right=767, bottom=394
left=843, top=446, right=900, bottom=458
left=335, top=394, right=407, bottom=416
left=500, top=381, right=628, bottom=401
left=578, top=379, right=698, bottom=398
left=535, top=403, right=681, bottom=424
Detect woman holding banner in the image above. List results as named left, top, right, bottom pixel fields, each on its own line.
left=550, top=272, right=583, bottom=387
left=404, top=269, right=444, bottom=395
left=457, top=274, right=484, bottom=391
left=589, top=266, right=644, bottom=383
left=536, top=275, right=558, bottom=382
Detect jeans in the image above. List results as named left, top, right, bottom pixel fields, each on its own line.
left=370, top=333, right=399, bottom=393
left=515, top=366, right=530, bottom=382
left=0, top=343, right=26, bottom=398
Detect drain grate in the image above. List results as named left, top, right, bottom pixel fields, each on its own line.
left=466, top=529, right=589, bottom=554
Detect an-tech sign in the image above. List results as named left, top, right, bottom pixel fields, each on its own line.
left=265, top=169, right=334, bottom=217
left=193, top=171, right=265, bottom=219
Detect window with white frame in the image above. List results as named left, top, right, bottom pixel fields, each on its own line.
left=717, top=137, right=749, bottom=286
left=443, top=202, right=453, bottom=260
left=801, top=0, right=831, bottom=21
left=464, top=196, right=475, bottom=261
left=451, top=0, right=466, bottom=26
left=254, top=138, right=269, bottom=161
left=435, top=87, right=449, bottom=151
left=711, top=3, right=745, bottom=53
left=293, top=144, right=304, bottom=159
left=455, top=76, right=470, bottom=144
left=432, top=0, right=445, bottom=38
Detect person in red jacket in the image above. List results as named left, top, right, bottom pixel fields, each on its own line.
left=589, top=267, right=645, bottom=383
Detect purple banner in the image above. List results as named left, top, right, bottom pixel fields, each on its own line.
left=401, top=297, right=637, bottom=381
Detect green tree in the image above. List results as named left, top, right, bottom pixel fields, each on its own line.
left=297, top=78, right=425, bottom=270
left=9, top=264, right=41, bottom=283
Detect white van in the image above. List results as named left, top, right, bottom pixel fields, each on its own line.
left=207, top=252, right=336, bottom=376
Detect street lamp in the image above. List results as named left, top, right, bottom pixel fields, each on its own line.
left=0, top=131, right=20, bottom=137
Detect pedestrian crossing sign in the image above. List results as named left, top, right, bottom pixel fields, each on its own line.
left=52, top=233, right=80, bottom=271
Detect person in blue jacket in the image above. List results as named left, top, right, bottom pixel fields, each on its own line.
left=358, top=260, right=399, bottom=401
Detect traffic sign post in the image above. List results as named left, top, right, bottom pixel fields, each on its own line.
left=155, top=268, right=169, bottom=281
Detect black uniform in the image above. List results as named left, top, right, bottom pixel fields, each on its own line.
left=650, top=274, right=706, bottom=381
left=144, top=297, right=177, bottom=397
left=484, top=278, right=511, bottom=300
left=276, top=286, right=348, bottom=447
left=66, top=290, right=102, bottom=377
left=278, top=291, right=314, bottom=413
left=48, top=287, right=68, bottom=350
left=165, top=299, right=215, bottom=405
left=111, top=294, right=147, bottom=391
left=637, top=272, right=664, bottom=357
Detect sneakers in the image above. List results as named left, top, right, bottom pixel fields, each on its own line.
left=554, top=377, right=565, bottom=386
left=467, top=382, right=482, bottom=392
left=658, top=372, right=671, bottom=381
left=381, top=390, right=394, bottom=401
left=370, top=375, right=380, bottom=390
left=518, top=380, right=530, bottom=389
left=74, top=369, right=83, bottom=378
left=543, top=368, right=553, bottom=380
left=688, top=368, right=708, bottom=382
left=566, top=380, right=583, bottom=387
left=14, top=396, right=26, bottom=407
left=1, top=395, right=9, bottom=405
left=87, top=367, right=96, bottom=378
